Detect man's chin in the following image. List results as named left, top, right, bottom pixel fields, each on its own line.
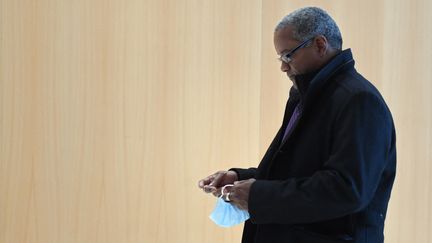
left=288, top=76, right=298, bottom=88
left=291, top=80, right=298, bottom=89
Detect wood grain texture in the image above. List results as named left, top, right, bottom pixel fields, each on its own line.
left=0, top=0, right=430, bottom=242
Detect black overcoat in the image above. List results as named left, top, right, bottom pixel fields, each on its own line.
left=230, top=49, right=396, bottom=243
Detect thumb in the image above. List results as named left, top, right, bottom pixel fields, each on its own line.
left=234, top=180, right=243, bottom=185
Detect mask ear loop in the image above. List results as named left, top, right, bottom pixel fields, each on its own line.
left=220, top=184, right=234, bottom=201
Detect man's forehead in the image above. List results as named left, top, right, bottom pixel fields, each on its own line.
left=274, top=25, right=296, bottom=38
left=274, top=27, right=299, bottom=55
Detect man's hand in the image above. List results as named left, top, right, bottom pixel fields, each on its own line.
left=198, top=170, right=238, bottom=196
left=226, top=178, right=256, bottom=211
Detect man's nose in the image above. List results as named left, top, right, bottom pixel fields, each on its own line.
left=281, top=61, right=290, bottom=72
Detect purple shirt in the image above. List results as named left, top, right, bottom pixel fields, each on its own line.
left=281, top=103, right=302, bottom=144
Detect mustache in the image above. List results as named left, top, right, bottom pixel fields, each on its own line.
left=287, top=73, right=297, bottom=82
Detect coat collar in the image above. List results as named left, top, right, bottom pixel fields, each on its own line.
left=292, top=49, right=355, bottom=108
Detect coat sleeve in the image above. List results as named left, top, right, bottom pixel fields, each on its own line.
left=228, top=167, right=257, bottom=181
left=248, top=92, right=394, bottom=224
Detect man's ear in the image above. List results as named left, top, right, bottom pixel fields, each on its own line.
left=314, top=35, right=328, bottom=56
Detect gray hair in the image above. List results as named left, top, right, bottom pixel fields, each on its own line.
left=275, top=7, right=342, bottom=50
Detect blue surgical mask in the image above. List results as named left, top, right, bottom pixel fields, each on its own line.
left=209, top=184, right=250, bottom=227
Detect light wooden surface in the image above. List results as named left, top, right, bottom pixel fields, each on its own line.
left=0, top=0, right=430, bottom=242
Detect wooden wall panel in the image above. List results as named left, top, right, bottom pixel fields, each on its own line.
left=0, top=0, right=262, bottom=242
left=0, top=0, right=431, bottom=242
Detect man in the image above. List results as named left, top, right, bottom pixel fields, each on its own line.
left=198, top=7, right=396, bottom=243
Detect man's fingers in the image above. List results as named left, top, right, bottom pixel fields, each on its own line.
left=212, top=187, right=222, bottom=197
left=198, top=171, right=234, bottom=195
left=203, top=185, right=216, bottom=193
left=198, top=179, right=209, bottom=189
left=198, top=174, right=216, bottom=188
left=209, top=172, right=224, bottom=188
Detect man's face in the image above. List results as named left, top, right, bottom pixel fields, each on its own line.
left=274, top=25, right=321, bottom=85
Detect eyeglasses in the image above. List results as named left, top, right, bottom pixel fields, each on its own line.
left=278, top=37, right=314, bottom=64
